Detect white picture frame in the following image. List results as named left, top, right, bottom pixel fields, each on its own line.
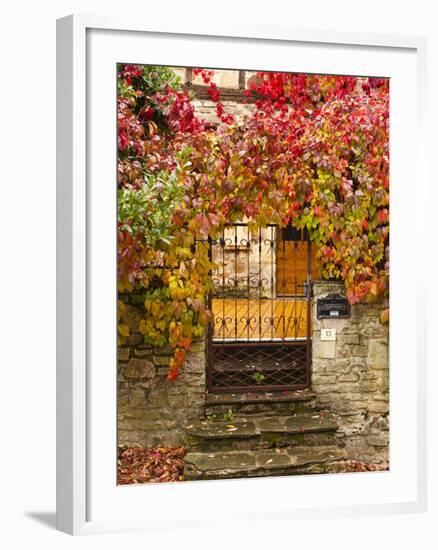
left=56, top=15, right=428, bottom=535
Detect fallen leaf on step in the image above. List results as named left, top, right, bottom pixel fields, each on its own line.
left=266, top=459, right=273, bottom=464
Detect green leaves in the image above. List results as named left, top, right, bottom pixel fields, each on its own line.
left=118, top=170, right=184, bottom=250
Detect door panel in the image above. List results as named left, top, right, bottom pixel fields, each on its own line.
left=276, top=229, right=320, bottom=296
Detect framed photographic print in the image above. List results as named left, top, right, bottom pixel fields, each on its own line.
left=56, top=15, right=427, bottom=535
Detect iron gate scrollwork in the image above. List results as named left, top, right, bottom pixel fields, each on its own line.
left=207, top=223, right=312, bottom=392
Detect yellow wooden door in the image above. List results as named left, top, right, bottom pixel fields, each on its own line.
left=276, top=230, right=319, bottom=296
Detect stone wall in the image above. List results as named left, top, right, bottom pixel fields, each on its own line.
left=118, top=296, right=206, bottom=447
left=211, top=226, right=276, bottom=299
left=312, top=281, right=389, bottom=465
left=192, top=98, right=254, bottom=126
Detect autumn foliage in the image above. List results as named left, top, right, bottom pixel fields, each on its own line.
left=118, top=445, right=186, bottom=483
left=117, top=64, right=389, bottom=379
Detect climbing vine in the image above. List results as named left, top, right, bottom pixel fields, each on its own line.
left=117, top=64, right=389, bottom=379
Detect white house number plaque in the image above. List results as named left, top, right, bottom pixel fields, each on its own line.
left=321, top=328, right=336, bottom=341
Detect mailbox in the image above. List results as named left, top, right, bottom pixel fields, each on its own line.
left=317, top=293, right=351, bottom=319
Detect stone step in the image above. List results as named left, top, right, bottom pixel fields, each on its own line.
left=184, top=445, right=347, bottom=480
left=205, top=389, right=317, bottom=417
left=184, top=412, right=339, bottom=452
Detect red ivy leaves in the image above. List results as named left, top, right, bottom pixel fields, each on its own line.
left=207, top=81, right=220, bottom=102
left=118, top=64, right=390, bottom=378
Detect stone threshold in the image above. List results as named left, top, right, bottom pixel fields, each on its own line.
left=184, top=412, right=338, bottom=440
left=184, top=445, right=347, bottom=480
left=205, top=389, right=316, bottom=406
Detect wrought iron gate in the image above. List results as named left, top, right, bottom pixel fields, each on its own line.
left=207, top=223, right=312, bottom=393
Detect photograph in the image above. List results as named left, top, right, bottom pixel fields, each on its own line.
left=0, top=0, right=430, bottom=542
left=116, top=64, right=390, bottom=484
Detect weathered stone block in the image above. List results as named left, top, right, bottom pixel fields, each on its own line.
left=354, top=381, right=378, bottom=393
left=313, top=358, right=336, bottom=372
left=155, top=366, right=169, bottom=377
left=134, top=348, right=153, bottom=357
left=368, top=340, right=389, bottom=370
left=374, top=394, right=389, bottom=402
left=338, top=373, right=360, bottom=383
left=118, top=348, right=130, bottom=361
left=127, top=332, right=143, bottom=346
left=189, top=340, right=206, bottom=352
left=361, top=326, right=387, bottom=338
left=342, top=334, right=360, bottom=345
left=312, top=374, right=337, bottom=385
left=313, top=340, right=336, bottom=359
left=168, top=394, right=187, bottom=408
left=352, top=345, right=368, bottom=357
left=350, top=361, right=367, bottom=373
left=316, top=395, right=334, bottom=405
left=366, top=434, right=389, bottom=447
left=325, top=362, right=352, bottom=374
left=184, top=358, right=205, bottom=374
left=153, top=355, right=171, bottom=366
left=128, top=388, right=146, bottom=408
left=118, top=389, right=129, bottom=406
left=336, top=345, right=354, bottom=358
left=124, top=358, right=155, bottom=380
left=377, top=372, right=389, bottom=392
left=148, top=392, right=169, bottom=408
left=361, top=372, right=378, bottom=381
left=367, top=401, right=389, bottom=413
left=312, top=384, right=340, bottom=394
left=154, top=344, right=173, bottom=355
left=336, top=400, right=368, bottom=413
